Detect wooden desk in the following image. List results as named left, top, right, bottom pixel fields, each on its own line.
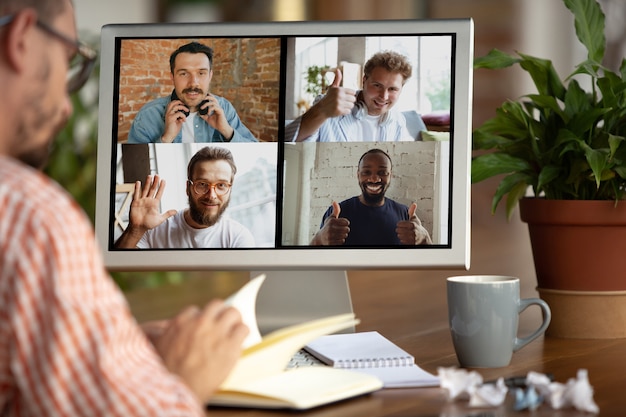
left=206, top=270, right=622, bottom=416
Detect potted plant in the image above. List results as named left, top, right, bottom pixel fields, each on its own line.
left=471, top=0, right=626, bottom=338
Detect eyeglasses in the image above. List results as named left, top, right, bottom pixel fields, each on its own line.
left=0, top=14, right=97, bottom=93
left=188, top=180, right=232, bottom=196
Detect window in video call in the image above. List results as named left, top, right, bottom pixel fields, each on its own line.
left=109, top=33, right=454, bottom=250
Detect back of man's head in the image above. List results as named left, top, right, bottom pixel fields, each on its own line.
left=0, top=0, right=67, bottom=22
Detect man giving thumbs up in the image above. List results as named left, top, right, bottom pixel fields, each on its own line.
left=311, top=149, right=432, bottom=246
left=285, top=50, right=416, bottom=142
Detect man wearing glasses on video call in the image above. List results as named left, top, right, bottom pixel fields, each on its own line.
left=286, top=50, right=421, bottom=142
left=127, top=41, right=258, bottom=144
left=115, top=146, right=255, bottom=249
left=0, top=1, right=248, bottom=415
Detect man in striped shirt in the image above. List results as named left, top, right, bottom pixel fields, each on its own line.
left=285, top=50, right=417, bottom=143
left=0, top=0, right=248, bottom=415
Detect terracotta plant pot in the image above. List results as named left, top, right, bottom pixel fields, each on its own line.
left=519, top=198, right=626, bottom=338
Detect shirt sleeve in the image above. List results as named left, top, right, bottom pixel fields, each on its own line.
left=220, top=97, right=258, bottom=143
left=0, top=172, right=204, bottom=416
left=127, top=99, right=168, bottom=144
left=284, top=116, right=320, bottom=142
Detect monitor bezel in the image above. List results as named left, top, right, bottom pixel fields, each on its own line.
left=95, top=19, right=473, bottom=271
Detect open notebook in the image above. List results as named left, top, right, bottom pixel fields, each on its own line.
left=207, top=275, right=383, bottom=410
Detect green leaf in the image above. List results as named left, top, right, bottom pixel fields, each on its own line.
left=608, top=134, right=624, bottom=159
left=537, top=165, right=562, bottom=192
left=582, top=144, right=609, bottom=188
left=490, top=172, right=532, bottom=215
left=505, top=181, right=530, bottom=220
left=474, top=49, right=520, bottom=70
left=472, top=130, right=510, bottom=150
left=563, top=79, right=591, bottom=116
left=526, top=94, right=566, bottom=120
left=518, top=53, right=566, bottom=99
left=563, top=0, right=606, bottom=64
left=614, top=165, right=626, bottom=180
left=471, top=153, right=532, bottom=184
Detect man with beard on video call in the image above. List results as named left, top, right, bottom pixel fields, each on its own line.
left=310, top=148, right=432, bottom=246
left=115, top=146, right=255, bottom=248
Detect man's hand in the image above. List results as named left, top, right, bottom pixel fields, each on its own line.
left=315, top=69, right=357, bottom=119
left=198, top=94, right=235, bottom=140
left=396, top=203, right=433, bottom=245
left=129, top=175, right=177, bottom=231
left=161, top=99, right=188, bottom=143
left=152, top=300, right=249, bottom=403
left=296, top=69, right=357, bottom=142
left=311, top=201, right=350, bottom=245
left=114, top=175, right=177, bottom=248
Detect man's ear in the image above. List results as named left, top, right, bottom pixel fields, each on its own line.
left=2, top=9, right=38, bottom=73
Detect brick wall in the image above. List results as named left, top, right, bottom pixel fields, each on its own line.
left=117, top=37, right=281, bottom=142
left=307, top=142, right=437, bottom=241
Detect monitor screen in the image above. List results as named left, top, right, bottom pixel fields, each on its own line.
left=95, top=19, right=473, bottom=271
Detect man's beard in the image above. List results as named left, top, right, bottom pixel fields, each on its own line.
left=360, top=182, right=387, bottom=205
left=188, top=195, right=229, bottom=227
left=15, top=113, right=66, bottom=170
left=15, top=60, right=67, bottom=170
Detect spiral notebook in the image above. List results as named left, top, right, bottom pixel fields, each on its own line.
left=304, top=331, right=440, bottom=388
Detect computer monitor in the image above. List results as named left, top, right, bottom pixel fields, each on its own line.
left=94, top=19, right=473, bottom=332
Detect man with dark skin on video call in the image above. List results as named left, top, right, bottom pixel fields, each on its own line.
left=311, top=148, right=432, bottom=246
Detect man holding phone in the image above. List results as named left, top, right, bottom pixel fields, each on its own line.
left=128, top=41, right=258, bottom=143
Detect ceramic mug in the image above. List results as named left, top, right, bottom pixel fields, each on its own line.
left=447, top=275, right=551, bottom=368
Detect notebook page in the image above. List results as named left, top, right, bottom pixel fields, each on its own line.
left=304, top=331, right=415, bottom=368
left=304, top=331, right=439, bottom=388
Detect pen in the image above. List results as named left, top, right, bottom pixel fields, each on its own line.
left=486, top=373, right=554, bottom=388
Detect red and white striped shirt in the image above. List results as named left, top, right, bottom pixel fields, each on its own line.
left=0, top=156, right=204, bottom=416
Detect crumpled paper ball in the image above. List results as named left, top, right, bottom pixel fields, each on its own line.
left=438, top=367, right=507, bottom=407
left=437, top=367, right=599, bottom=414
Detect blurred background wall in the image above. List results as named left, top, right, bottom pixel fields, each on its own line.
left=65, top=0, right=625, bottom=316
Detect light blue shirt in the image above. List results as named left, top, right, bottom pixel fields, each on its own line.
left=284, top=94, right=419, bottom=143
left=127, top=95, right=258, bottom=143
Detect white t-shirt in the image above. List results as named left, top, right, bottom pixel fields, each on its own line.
left=181, top=112, right=197, bottom=143
left=137, top=210, right=255, bottom=248
left=355, top=114, right=381, bottom=142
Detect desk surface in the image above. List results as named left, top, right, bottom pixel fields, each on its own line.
left=206, top=270, right=623, bottom=417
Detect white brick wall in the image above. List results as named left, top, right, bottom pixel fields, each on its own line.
left=283, top=142, right=440, bottom=244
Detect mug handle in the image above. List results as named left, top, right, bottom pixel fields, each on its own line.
left=513, top=298, right=551, bottom=352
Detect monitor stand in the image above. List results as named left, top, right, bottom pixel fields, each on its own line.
left=251, top=270, right=355, bottom=336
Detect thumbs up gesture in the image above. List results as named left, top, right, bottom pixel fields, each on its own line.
left=317, top=68, right=357, bottom=118
left=311, top=201, right=351, bottom=246
left=396, top=203, right=433, bottom=245
left=294, top=68, right=358, bottom=142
